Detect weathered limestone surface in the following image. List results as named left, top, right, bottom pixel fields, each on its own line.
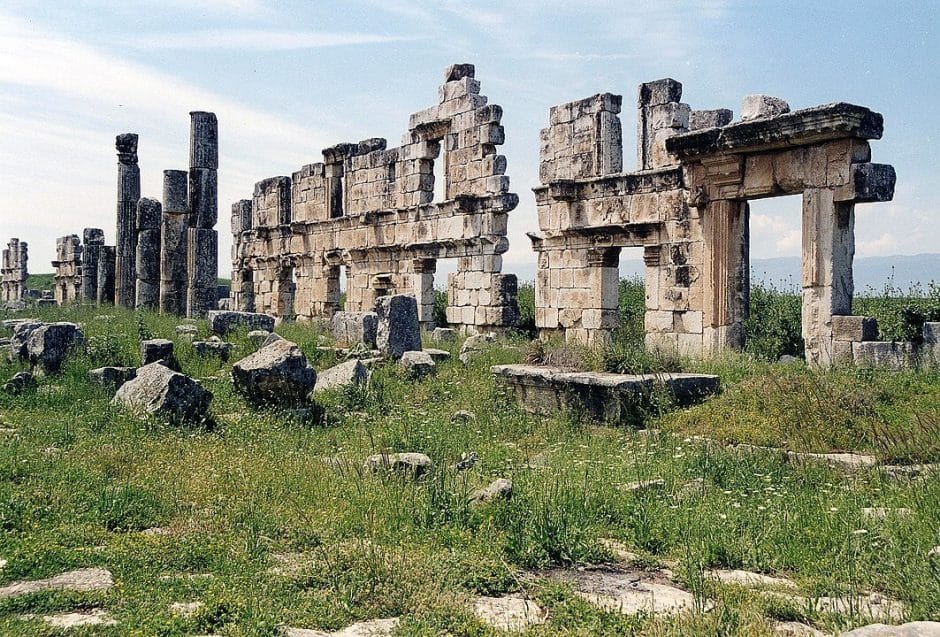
left=26, top=322, right=85, bottom=374
left=231, top=338, right=316, bottom=403
left=112, top=362, right=212, bottom=423
left=89, top=366, right=137, bottom=392
left=115, top=133, right=141, bottom=309
left=332, top=311, right=378, bottom=348
left=1, top=238, right=28, bottom=303
left=160, top=169, right=189, bottom=315
left=208, top=310, right=275, bottom=334
left=135, top=198, right=162, bottom=309
left=140, top=338, right=175, bottom=366
left=313, top=359, right=369, bottom=393
left=375, top=294, right=422, bottom=359
left=531, top=77, right=896, bottom=367
left=52, top=235, right=82, bottom=304
left=97, top=245, right=116, bottom=305
left=187, top=111, right=219, bottom=318
left=399, top=350, right=436, bottom=378
left=80, top=228, right=105, bottom=302
left=492, top=364, right=719, bottom=423
left=233, top=65, right=519, bottom=333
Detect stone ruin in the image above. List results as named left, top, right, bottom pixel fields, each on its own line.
left=531, top=79, right=897, bottom=366
left=26, top=63, right=929, bottom=369
left=1, top=238, right=28, bottom=304
left=49, top=114, right=219, bottom=317
left=231, top=63, right=520, bottom=332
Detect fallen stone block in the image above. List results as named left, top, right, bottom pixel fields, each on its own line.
left=112, top=362, right=212, bottom=423
left=491, top=364, right=720, bottom=424
left=231, top=338, right=316, bottom=403
left=313, top=359, right=369, bottom=394
left=424, top=348, right=451, bottom=363
left=472, top=595, right=546, bottom=631
left=27, top=322, right=84, bottom=373
left=88, top=366, right=137, bottom=392
left=332, top=311, right=378, bottom=348
left=175, top=324, right=198, bottom=338
left=140, top=338, right=175, bottom=367
left=284, top=618, right=400, bottom=637
left=460, top=333, right=497, bottom=364
left=840, top=622, right=940, bottom=637
left=192, top=336, right=234, bottom=360
left=2, top=371, right=35, bottom=395
left=399, top=350, right=436, bottom=378
left=364, top=452, right=432, bottom=477
left=375, top=294, right=421, bottom=359
left=0, top=567, right=113, bottom=599
left=9, top=320, right=42, bottom=360
left=247, top=329, right=271, bottom=349
left=471, top=478, right=513, bottom=503
left=207, top=310, right=275, bottom=335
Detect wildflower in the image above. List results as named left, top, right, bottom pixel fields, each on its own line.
left=829, top=507, right=839, bottom=513
left=719, top=513, right=727, bottom=520
left=852, top=529, right=868, bottom=535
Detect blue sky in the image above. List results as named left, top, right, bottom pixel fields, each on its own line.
left=0, top=0, right=936, bottom=277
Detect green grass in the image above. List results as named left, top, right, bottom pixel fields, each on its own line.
left=0, top=302, right=937, bottom=635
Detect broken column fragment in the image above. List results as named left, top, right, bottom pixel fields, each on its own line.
left=80, top=228, right=104, bottom=303
left=230, top=199, right=254, bottom=312
left=115, top=133, right=140, bottom=309
left=160, top=170, right=188, bottom=315
left=135, top=198, right=162, bottom=310
left=186, top=111, right=219, bottom=318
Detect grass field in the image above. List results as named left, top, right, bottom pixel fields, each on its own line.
left=0, top=289, right=938, bottom=635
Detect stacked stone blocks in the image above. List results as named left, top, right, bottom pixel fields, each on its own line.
left=233, top=64, right=519, bottom=333
left=1, top=238, right=28, bottom=303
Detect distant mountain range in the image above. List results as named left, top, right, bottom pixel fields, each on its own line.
left=503, top=254, right=940, bottom=292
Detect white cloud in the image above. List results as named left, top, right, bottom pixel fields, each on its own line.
left=125, top=29, right=421, bottom=50
left=857, top=232, right=901, bottom=256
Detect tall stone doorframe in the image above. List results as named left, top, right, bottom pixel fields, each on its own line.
left=1, top=238, right=28, bottom=303
left=232, top=64, right=520, bottom=332
left=531, top=79, right=896, bottom=366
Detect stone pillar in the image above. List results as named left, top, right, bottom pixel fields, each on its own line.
left=135, top=198, right=162, bottom=310
left=160, top=170, right=189, bottom=315
left=701, top=199, right=749, bottom=353
left=412, top=259, right=436, bottom=329
left=187, top=111, right=218, bottom=317
left=97, top=245, right=116, bottom=305
left=1, top=238, right=28, bottom=302
left=230, top=199, right=254, bottom=312
left=801, top=188, right=855, bottom=367
left=637, top=79, right=689, bottom=170
left=81, top=228, right=104, bottom=303
left=115, top=133, right=140, bottom=309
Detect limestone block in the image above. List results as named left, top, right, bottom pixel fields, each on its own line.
left=231, top=338, right=316, bottom=403
left=852, top=341, right=915, bottom=369
left=208, top=310, right=275, bottom=334
left=832, top=315, right=879, bottom=342
left=113, top=362, right=212, bottom=424
left=88, top=366, right=137, bottom=393
left=140, top=338, right=175, bottom=367
left=741, top=95, right=790, bottom=121
left=375, top=294, right=422, bottom=359
left=331, top=311, right=378, bottom=348
left=399, top=350, right=436, bottom=379
left=314, top=359, right=370, bottom=394
left=690, top=109, right=733, bottom=130
left=27, top=322, right=85, bottom=374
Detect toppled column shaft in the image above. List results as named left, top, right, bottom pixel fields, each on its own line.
left=115, top=133, right=140, bottom=309
left=135, top=198, right=162, bottom=309
left=186, top=111, right=218, bottom=317
left=160, top=170, right=189, bottom=315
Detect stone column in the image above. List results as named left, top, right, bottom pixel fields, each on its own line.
left=230, top=199, right=254, bottom=312
left=97, top=246, right=116, bottom=305
left=81, top=228, right=104, bottom=303
left=160, top=170, right=189, bottom=315
left=701, top=199, right=749, bottom=353
left=411, top=259, right=437, bottom=329
left=135, top=198, right=162, bottom=310
left=115, top=133, right=140, bottom=309
left=187, top=111, right=218, bottom=317
left=801, top=188, right=855, bottom=367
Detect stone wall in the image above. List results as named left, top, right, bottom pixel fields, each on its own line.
left=531, top=78, right=896, bottom=366
left=233, top=64, right=519, bottom=332
left=1, top=238, right=28, bottom=303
